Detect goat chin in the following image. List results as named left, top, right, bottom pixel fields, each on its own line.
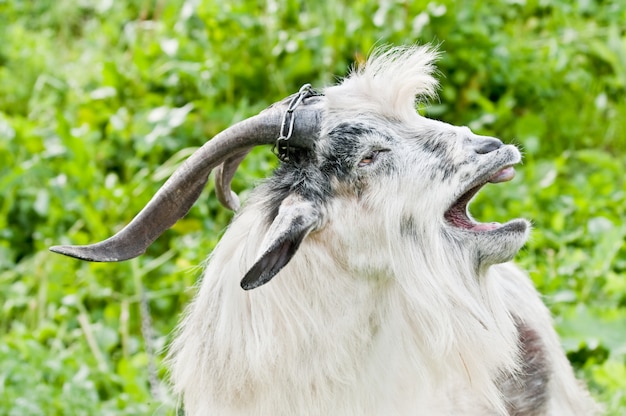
left=167, top=197, right=598, bottom=416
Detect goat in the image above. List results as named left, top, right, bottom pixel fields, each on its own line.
left=51, top=45, right=599, bottom=415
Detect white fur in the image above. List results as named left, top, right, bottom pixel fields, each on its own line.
left=167, top=46, right=598, bottom=415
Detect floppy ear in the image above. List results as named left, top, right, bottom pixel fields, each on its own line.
left=240, top=194, right=321, bottom=290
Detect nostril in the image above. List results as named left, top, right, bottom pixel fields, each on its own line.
left=474, top=137, right=503, bottom=154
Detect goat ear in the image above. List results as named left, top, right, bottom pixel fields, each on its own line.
left=240, top=194, right=320, bottom=290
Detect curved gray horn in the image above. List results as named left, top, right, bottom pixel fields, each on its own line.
left=50, top=94, right=324, bottom=262
left=214, top=150, right=250, bottom=211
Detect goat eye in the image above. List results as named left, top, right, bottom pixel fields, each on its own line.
left=358, top=153, right=377, bottom=167
left=358, top=149, right=388, bottom=167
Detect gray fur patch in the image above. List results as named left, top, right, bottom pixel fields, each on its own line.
left=400, top=215, right=419, bottom=239
left=418, top=134, right=458, bottom=182
left=499, top=320, right=550, bottom=416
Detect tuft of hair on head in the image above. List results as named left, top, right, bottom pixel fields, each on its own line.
left=326, top=44, right=440, bottom=121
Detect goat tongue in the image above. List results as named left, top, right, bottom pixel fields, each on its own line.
left=488, top=166, right=515, bottom=184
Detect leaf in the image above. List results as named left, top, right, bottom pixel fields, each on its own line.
left=557, top=305, right=626, bottom=359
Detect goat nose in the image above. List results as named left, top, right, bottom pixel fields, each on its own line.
left=473, top=136, right=503, bottom=154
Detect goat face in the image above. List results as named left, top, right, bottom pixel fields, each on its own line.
left=256, top=112, right=530, bottom=286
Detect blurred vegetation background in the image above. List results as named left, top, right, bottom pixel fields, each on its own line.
left=0, top=0, right=624, bottom=414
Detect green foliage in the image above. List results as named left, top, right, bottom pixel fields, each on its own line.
left=0, top=0, right=624, bottom=414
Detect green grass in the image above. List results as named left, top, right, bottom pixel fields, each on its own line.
left=1, top=0, right=624, bottom=414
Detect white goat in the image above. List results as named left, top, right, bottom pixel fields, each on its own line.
left=52, top=46, right=599, bottom=415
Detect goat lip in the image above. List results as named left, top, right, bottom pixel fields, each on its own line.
left=487, top=166, right=515, bottom=184
left=444, top=166, right=516, bottom=232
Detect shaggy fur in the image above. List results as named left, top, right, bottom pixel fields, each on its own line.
left=167, top=46, right=599, bottom=415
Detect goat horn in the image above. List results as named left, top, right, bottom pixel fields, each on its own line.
left=214, top=150, right=250, bottom=211
left=50, top=93, right=324, bottom=262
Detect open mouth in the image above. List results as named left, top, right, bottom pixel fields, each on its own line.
left=444, top=166, right=516, bottom=232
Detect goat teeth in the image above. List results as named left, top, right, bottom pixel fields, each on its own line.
left=488, top=166, right=515, bottom=183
